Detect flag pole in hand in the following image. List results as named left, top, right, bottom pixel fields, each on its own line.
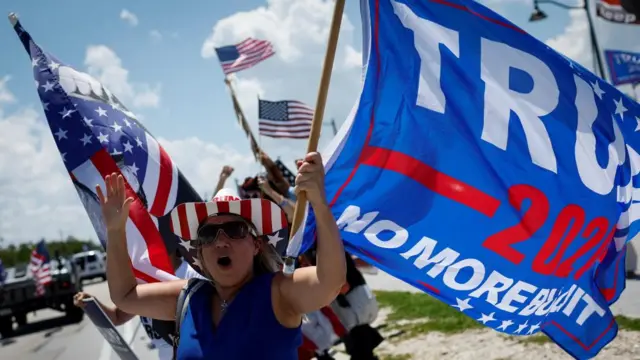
left=283, top=0, right=346, bottom=275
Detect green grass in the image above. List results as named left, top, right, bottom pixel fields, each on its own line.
left=380, top=354, right=412, bottom=360
left=374, top=290, right=483, bottom=334
left=374, top=290, right=640, bottom=340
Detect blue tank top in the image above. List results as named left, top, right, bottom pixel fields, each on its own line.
left=176, top=272, right=302, bottom=359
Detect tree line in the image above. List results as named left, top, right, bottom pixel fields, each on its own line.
left=0, top=236, right=101, bottom=267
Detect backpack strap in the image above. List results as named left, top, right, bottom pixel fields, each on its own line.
left=172, top=278, right=206, bottom=360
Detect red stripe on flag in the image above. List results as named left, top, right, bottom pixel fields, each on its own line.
left=360, top=146, right=500, bottom=217
left=132, top=267, right=160, bottom=284
left=194, top=203, right=209, bottom=226
left=149, top=145, right=174, bottom=216
left=240, top=200, right=252, bottom=220
left=262, top=202, right=273, bottom=235
left=177, top=204, right=191, bottom=240
left=91, top=149, right=174, bottom=275
left=218, top=202, right=230, bottom=214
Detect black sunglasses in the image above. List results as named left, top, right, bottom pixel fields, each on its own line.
left=196, top=221, right=255, bottom=245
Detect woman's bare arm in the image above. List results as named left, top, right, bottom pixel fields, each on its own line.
left=274, top=153, right=346, bottom=321
left=106, top=228, right=186, bottom=321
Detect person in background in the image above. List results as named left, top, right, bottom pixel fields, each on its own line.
left=73, top=247, right=203, bottom=360
left=101, top=152, right=346, bottom=359
left=301, top=245, right=383, bottom=360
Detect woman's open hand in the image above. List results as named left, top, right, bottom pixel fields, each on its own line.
left=96, top=173, right=134, bottom=233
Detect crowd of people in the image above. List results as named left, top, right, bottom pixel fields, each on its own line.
left=74, top=150, right=384, bottom=360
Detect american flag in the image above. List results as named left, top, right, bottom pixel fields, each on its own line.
left=215, top=38, right=275, bottom=75
left=30, top=240, right=52, bottom=296
left=258, top=99, right=314, bottom=139
left=13, top=18, right=204, bottom=283
left=275, top=159, right=297, bottom=187
left=0, top=259, right=5, bottom=285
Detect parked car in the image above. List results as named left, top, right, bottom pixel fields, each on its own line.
left=0, top=258, right=83, bottom=338
left=72, top=250, right=106, bottom=282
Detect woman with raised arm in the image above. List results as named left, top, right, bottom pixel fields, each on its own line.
left=100, top=152, right=346, bottom=359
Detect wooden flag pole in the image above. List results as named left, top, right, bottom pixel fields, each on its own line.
left=225, top=77, right=262, bottom=159
left=283, top=0, right=346, bottom=275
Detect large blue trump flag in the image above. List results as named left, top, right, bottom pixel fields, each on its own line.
left=288, top=0, right=640, bottom=358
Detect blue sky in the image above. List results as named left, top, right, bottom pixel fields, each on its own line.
left=0, top=0, right=570, bottom=145
left=0, top=0, right=614, bottom=244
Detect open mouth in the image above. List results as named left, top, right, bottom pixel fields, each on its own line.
left=217, top=256, right=232, bottom=267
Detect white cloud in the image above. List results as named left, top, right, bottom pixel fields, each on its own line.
left=200, top=0, right=363, bottom=170
left=343, top=45, right=362, bottom=69
left=0, top=76, right=16, bottom=104
left=120, top=9, right=139, bottom=27
left=545, top=11, right=592, bottom=69
left=84, top=45, right=161, bottom=108
left=201, top=0, right=356, bottom=63
left=150, top=30, right=163, bottom=42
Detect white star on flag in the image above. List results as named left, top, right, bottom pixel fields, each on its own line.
left=41, top=81, right=54, bottom=92
left=48, top=60, right=59, bottom=70
left=591, top=80, right=605, bottom=99
left=452, top=297, right=472, bottom=312
left=635, top=117, right=640, bottom=132
left=527, top=322, right=541, bottom=334
left=614, top=98, right=627, bottom=120
left=80, top=134, right=92, bottom=146
left=179, top=240, right=195, bottom=252
left=124, top=141, right=134, bottom=153
left=267, top=233, right=283, bottom=247
left=97, top=132, right=109, bottom=143
left=514, top=321, right=528, bottom=334
left=95, top=107, right=107, bottom=117
left=54, top=128, right=67, bottom=140
left=192, top=256, right=203, bottom=269
left=497, top=319, right=514, bottom=331
left=477, top=312, right=496, bottom=324
left=112, top=121, right=123, bottom=132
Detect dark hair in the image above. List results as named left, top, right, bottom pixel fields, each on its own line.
left=240, top=175, right=280, bottom=203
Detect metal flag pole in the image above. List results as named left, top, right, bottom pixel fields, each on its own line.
left=283, top=0, right=346, bottom=275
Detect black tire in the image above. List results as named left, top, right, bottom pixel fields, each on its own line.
left=0, top=316, right=13, bottom=338
left=65, top=304, right=84, bottom=323
left=14, top=313, right=27, bottom=327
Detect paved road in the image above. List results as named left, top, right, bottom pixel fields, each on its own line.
left=0, top=279, right=158, bottom=360
left=1, top=272, right=637, bottom=360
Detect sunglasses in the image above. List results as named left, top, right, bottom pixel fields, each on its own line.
left=244, top=191, right=261, bottom=199
left=196, top=221, right=256, bottom=245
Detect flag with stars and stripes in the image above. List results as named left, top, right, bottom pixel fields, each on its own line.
left=12, top=18, right=205, bottom=283
left=30, top=239, right=52, bottom=297
left=258, top=99, right=314, bottom=139
left=215, top=38, right=275, bottom=76
left=274, top=159, right=297, bottom=187
left=0, top=259, right=5, bottom=285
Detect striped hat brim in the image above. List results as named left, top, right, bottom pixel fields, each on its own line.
left=170, top=198, right=288, bottom=240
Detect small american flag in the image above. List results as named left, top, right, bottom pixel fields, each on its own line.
left=275, top=159, right=296, bottom=187
left=215, top=38, right=275, bottom=75
left=30, top=240, right=52, bottom=296
left=13, top=19, right=204, bottom=283
left=0, top=259, right=5, bottom=285
left=258, top=99, right=314, bottom=139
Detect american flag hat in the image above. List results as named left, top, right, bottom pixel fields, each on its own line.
left=169, top=188, right=288, bottom=241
